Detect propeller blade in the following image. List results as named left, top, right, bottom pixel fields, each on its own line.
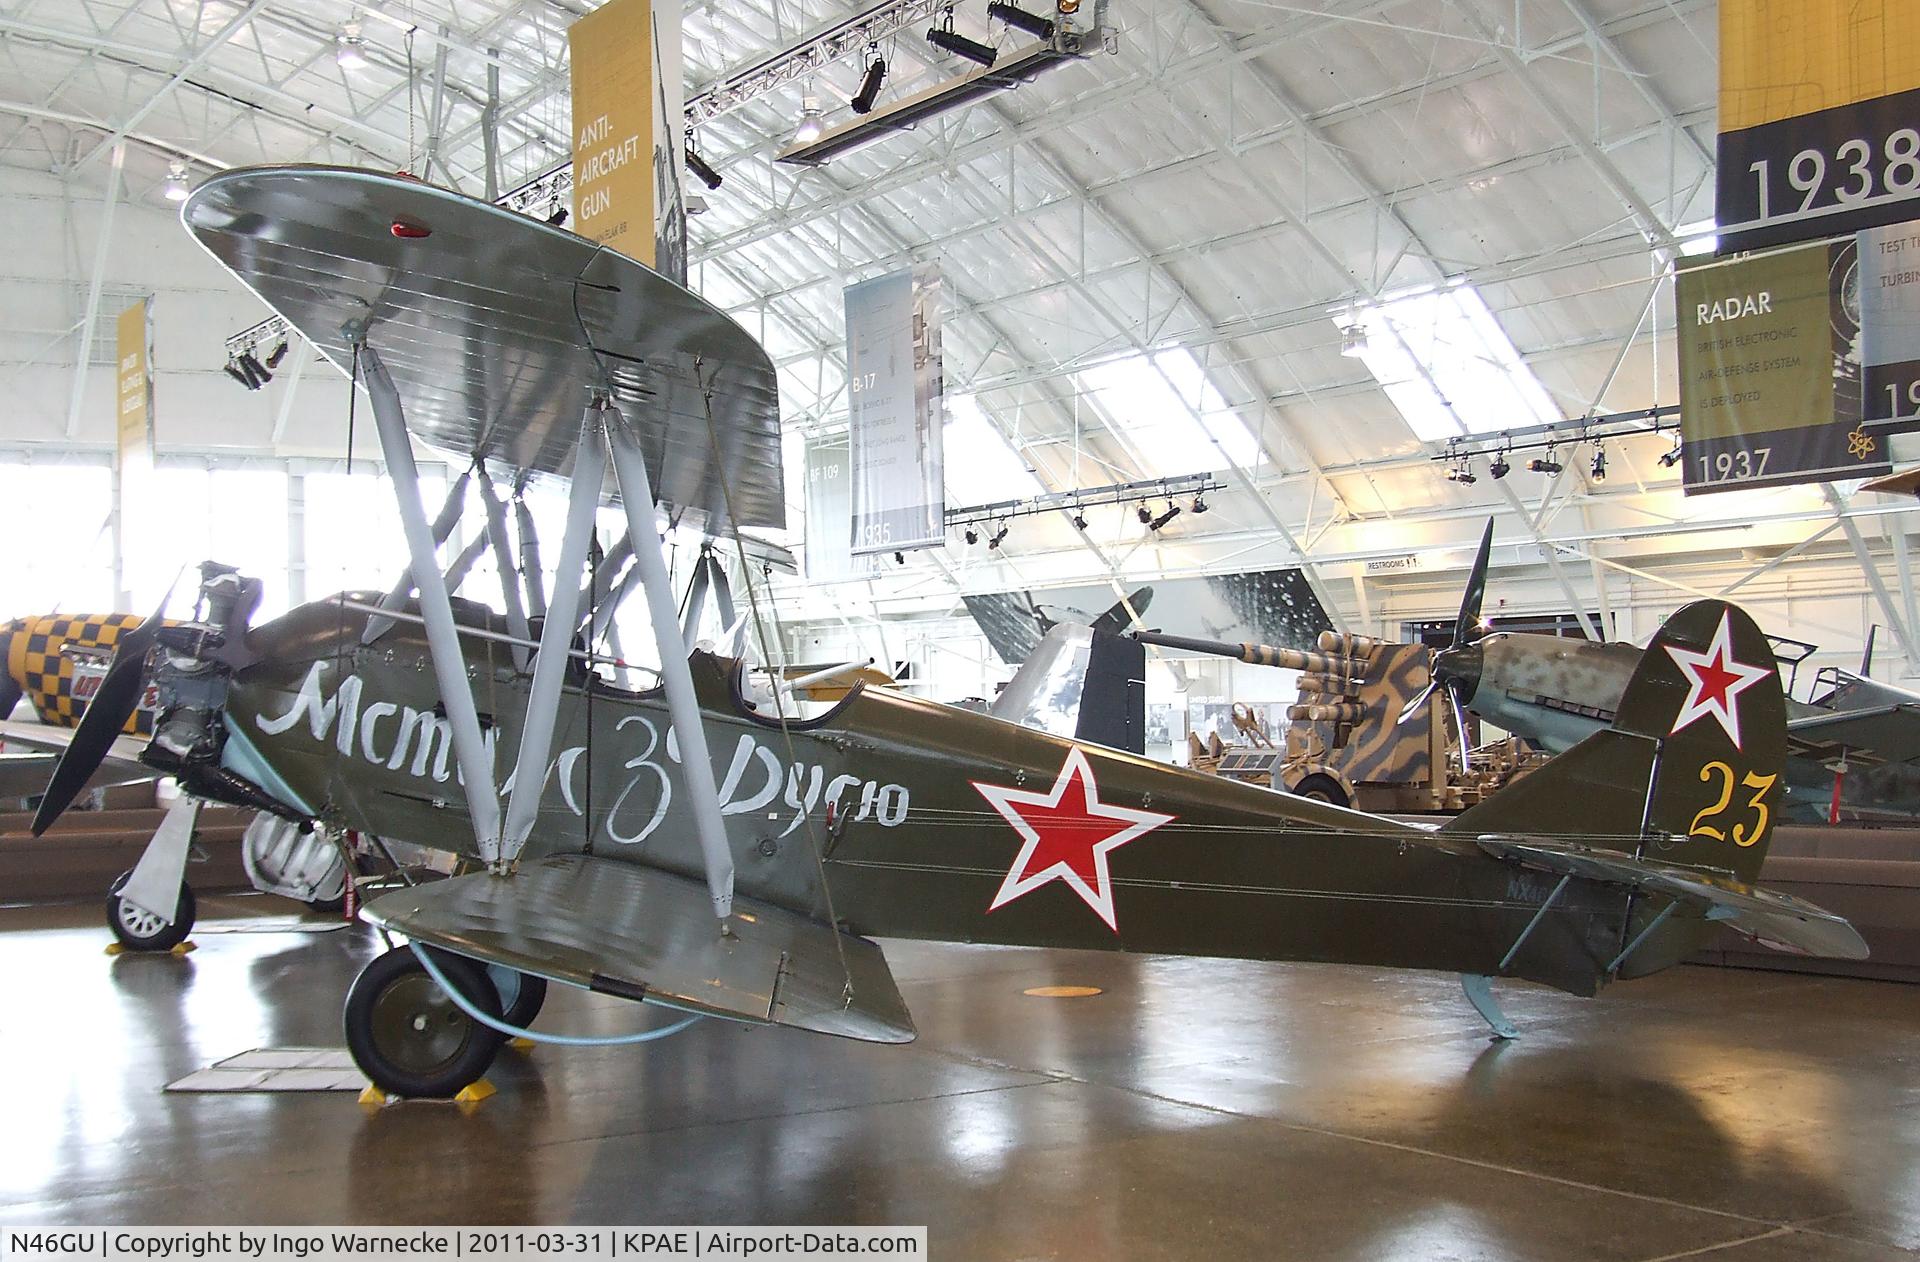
left=1397, top=678, right=1437, bottom=726
left=1448, top=683, right=1473, bottom=771
left=30, top=599, right=168, bottom=836
left=1453, top=519, right=1495, bottom=649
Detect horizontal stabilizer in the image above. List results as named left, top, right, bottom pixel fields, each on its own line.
left=361, top=854, right=914, bottom=1044
left=1787, top=703, right=1920, bottom=766
left=1476, top=836, right=1869, bottom=961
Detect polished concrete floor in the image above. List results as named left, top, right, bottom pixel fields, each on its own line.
left=3, top=894, right=1919, bottom=1260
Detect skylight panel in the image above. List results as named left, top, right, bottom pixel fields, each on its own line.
left=1344, top=282, right=1561, bottom=443
left=946, top=394, right=1044, bottom=505
left=1077, top=350, right=1262, bottom=476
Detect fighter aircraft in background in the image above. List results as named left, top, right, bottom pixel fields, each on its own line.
left=1409, top=524, right=1920, bottom=824
left=30, top=166, right=1866, bottom=1102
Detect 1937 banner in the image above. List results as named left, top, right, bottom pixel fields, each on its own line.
left=846, top=265, right=944, bottom=556
left=1676, top=238, right=1887, bottom=493
left=1717, top=0, right=1920, bottom=252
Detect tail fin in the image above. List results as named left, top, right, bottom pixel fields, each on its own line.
left=990, top=624, right=1146, bottom=754
left=1448, top=599, right=1785, bottom=883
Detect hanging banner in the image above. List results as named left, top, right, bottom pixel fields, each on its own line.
left=568, top=0, right=685, bottom=280
left=1861, top=220, right=1920, bottom=427
left=1716, top=0, right=1920, bottom=253
left=847, top=264, right=945, bottom=556
left=1677, top=238, right=1886, bottom=493
left=803, top=437, right=884, bottom=582
left=114, top=298, right=152, bottom=467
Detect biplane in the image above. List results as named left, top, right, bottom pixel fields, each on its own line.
left=32, top=167, right=1868, bottom=1100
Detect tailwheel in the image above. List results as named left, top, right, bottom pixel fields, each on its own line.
left=345, top=946, right=505, bottom=1099
left=487, top=965, right=548, bottom=1030
left=106, top=870, right=195, bottom=952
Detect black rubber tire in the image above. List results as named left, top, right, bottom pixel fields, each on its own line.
left=106, top=870, right=195, bottom=952
left=487, top=965, right=549, bottom=1030
left=1291, top=774, right=1351, bottom=809
left=344, top=946, right=506, bottom=1099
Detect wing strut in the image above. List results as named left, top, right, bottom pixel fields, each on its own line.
left=362, top=466, right=472, bottom=645
left=607, top=411, right=737, bottom=920
left=358, top=340, right=505, bottom=856
left=475, top=466, right=532, bottom=671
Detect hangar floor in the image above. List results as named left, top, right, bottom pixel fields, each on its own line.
left=2, top=895, right=1919, bottom=1260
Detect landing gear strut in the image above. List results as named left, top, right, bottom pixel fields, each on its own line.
left=344, top=945, right=505, bottom=1098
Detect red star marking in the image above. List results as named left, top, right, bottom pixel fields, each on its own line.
left=1664, top=610, right=1772, bottom=749
left=972, top=747, right=1174, bottom=932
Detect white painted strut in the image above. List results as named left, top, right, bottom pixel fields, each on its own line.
left=499, top=404, right=608, bottom=862
left=475, top=469, right=532, bottom=672
left=363, top=467, right=472, bottom=645
left=606, top=416, right=736, bottom=920
left=357, top=343, right=504, bottom=858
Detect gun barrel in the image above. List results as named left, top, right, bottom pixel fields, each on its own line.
left=1131, top=630, right=1360, bottom=677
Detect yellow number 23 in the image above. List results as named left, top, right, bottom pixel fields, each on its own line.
left=1689, top=761, right=1776, bottom=847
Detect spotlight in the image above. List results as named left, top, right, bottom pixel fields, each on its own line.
left=1447, top=466, right=1477, bottom=485
left=964, top=527, right=979, bottom=545
left=1191, top=494, right=1208, bottom=514
left=894, top=551, right=906, bottom=565
left=1488, top=453, right=1510, bottom=479
left=1070, top=512, right=1087, bottom=530
left=795, top=97, right=825, bottom=145
left=222, top=358, right=252, bottom=388
left=546, top=202, right=568, bottom=226
left=162, top=162, right=190, bottom=203
left=1658, top=441, right=1683, bottom=469
left=1136, top=503, right=1153, bottom=525
left=1528, top=455, right=1562, bottom=475
left=988, top=1, right=1055, bottom=39
left=928, top=15, right=997, bottom=67
left=238, top=351, right=272, bottom=388
left=334, top=21, right=369, bottom=71
left=1148, top=503, right=1182, bottom=532
left=1589, top=447, right=1607, bottom=482
left=685, top=147, right=722, bottom=190
left=265, top=340, right=289, bottom=369
left=851, top=55, right=888, bottom=115
left=1339, top=321, right=1368, bottom=358
left=988, top=524, right=1009, bottom=550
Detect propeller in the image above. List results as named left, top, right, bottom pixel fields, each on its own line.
left=30, top=593, right=171, bottom=836
left=1397, top=520, right=1495, bottom=769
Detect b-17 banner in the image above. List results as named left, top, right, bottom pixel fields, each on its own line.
left=1675, top=238, right=1886, bottom=494
left=846, top=265, right=945, bottom=556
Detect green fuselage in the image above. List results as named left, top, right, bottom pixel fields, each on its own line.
left=222, top=599, right=1651, bottom=997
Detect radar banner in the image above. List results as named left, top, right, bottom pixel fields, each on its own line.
left=1676, top=238, right=1885, bottom=494
left=846, top=264, right=944, bottom=556
left=1716, top=0, right=1920, bottom=252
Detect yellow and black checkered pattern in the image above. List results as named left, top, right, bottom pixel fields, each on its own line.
left=2, top=612, right=159, bottom=735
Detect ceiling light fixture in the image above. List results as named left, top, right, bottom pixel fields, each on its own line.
left=162, top=162, right=190, bottom=202
left=1070, top=510, right=1088, bottom=530
left=795, top=96, right=825, bottom=145
left=1589, top=446, right=1607, bottom=482
left=1148, top=503, right=1182, bottom=532
left=927, top=8, right=998, bottom=67
left=685, top=146, right=722, bottom=190
left=1136, top=503, right=1153, bottom=525
left=988, top=523, right=1010, bottom=550
left=334, top=21, right=369, bottom=71
left=964, top=527, right=979, bottom=545
left=265, top=340, right=289, bottom=369
left=1339, top=321, right=1369, bottom=358
left=1659, top=440, right=1683, bottom=468
left=1528, top=453, right=1562, bottom=475
left=1447, top=464, right=1477, bottom=485
left=988, top=1, right=1055, bottom=39
left=1191, top=494, right=1208, bottom=514
left=851, top=51, right=888, bottom=115
left=1488, top=452, right=1510, bottom=480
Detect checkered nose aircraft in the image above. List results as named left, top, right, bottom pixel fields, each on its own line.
left=0, top=611, right=162, bottom=735
left=28, top=166, right=1875, bottom=1103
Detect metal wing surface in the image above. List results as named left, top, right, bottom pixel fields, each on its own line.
left=361, top=853, right=915, bottom=1044
left=1787, top=704, right=1920, bottom=766
left=0, top=719, right=152, bottom=794
left=181, top=166, right=783, bottom=529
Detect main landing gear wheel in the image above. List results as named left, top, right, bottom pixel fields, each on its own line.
left=345, top=946, right=505, bottom=1099
left=487, top=965, right=548, bottom=1029
left=1292, top=774, right=1350, bottom=809
left=106, top=870, right=195, bottom=952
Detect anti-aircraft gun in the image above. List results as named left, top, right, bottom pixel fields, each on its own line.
left=1130, top=628, right=1496, bottom=812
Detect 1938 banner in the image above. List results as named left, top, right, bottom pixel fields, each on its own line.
left=1717, top=0, right=1920, bottom=252
left=846, top=265, right=944, bottom=556
left=1676, top=239, right=1887, bottom=493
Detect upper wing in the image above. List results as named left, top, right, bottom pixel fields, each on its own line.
left=1477, top=836, right=1868, bottom=961
left=181, top=166, right=783, bottom=530
left=1787, top=703, right=1920, bottom=766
